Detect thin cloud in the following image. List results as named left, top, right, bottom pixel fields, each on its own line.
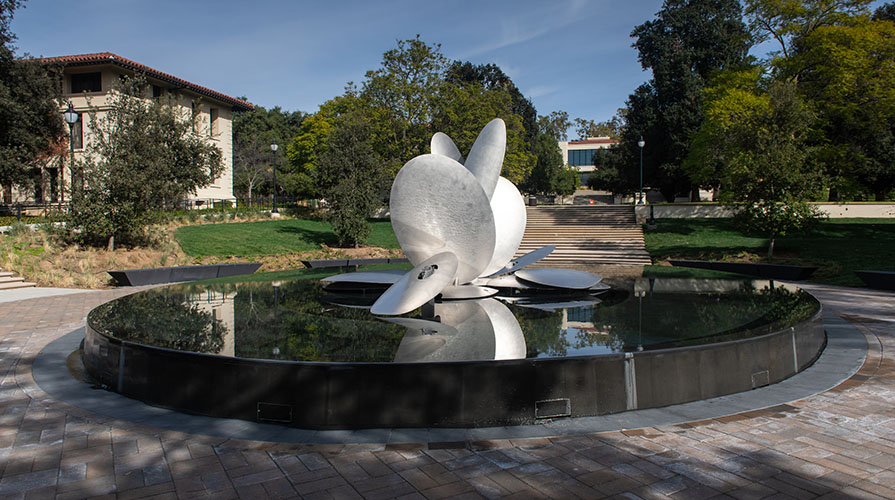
left=456, top=0, right=592, bottom=59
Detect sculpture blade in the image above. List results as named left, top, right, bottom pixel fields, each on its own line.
left=487, top=245, right=556, bottom=277
left=430, top=132, right=464, bottom=164
left=481, top=177, right=527, bottom=277
left=321, top=270, right=407, bottom=285
left=515, top=268, right=603, bottom=290
left=390, top=154, right=495, bottom=283
left=464, top=118, right=506, bottom=200
left=477, top=298, right=526, bottom=360
left=370, top=252, right=459, bottom=316
left=439, top=285, right=498, bottom=300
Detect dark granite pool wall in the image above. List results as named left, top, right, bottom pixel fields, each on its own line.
left=82, top=308, right=824, bottom=429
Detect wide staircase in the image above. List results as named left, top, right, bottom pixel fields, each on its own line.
left=0, top=268, right=36, bottom=290
left=515, top=205, right=652, bottom=266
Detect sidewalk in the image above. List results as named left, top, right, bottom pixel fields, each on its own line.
left=0, top=284, right=892, bottom=499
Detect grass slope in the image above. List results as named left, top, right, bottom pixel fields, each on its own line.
left=175, top=218, right=400, bottom=257
left=644, top=218, right=895, bottom=286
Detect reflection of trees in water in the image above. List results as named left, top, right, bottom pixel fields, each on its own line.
left=232, top=280, right=406, bottom=362
left=590, top=281, right=819, bottom=350
left=513, top=307, right=568, bottom=357
left=89, top=288, right=225, bottom=354
left=511, top=303, right=623, bottom=357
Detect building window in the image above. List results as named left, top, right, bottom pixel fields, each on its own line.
left=71, top=114, right=83, bottom=149
left=70, top=72, right=102, bottom=93
left=152, top=85, right=165, bottom=98
left=568, top=149, right=597, bottom=166
left=209, top=108, right=218, bottom=136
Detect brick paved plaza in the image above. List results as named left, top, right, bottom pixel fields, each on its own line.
left=0, top=284, right=892, bottom=499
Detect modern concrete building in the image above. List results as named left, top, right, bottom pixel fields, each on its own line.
left=558, top=136, right=618, bottom=179
left=5, top=52, right=252, bottom=206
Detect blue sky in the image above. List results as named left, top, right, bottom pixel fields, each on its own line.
left=9, top=0, right=885, bottom=124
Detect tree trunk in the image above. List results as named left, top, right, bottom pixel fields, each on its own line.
left=108, top=234, right=115, bottom=252
left=767, top=234, right=775, bottom=261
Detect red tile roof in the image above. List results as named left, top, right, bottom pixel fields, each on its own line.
left=42, top=52, right=253, bottom=111
left=569, top=137, right=618, bottom=146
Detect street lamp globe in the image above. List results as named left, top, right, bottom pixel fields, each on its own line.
left=63, top=102, right=79, bottom=204
left=637, top=136, right=645, bottom=205
left=270, top=140, right=280, bottom=216
left=63, top=102, right=78, bottom=126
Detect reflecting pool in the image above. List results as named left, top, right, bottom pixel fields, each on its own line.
left=88, top=274, right=820, bottom=363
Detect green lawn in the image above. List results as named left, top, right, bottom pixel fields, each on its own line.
left=644, top=218, right=895, bottom=286
left=175, top=218, right=399, bottom=257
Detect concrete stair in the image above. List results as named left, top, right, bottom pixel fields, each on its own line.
left=515, top=205, right=652, bottom=266
left=0, top=269, right=36, bottom=290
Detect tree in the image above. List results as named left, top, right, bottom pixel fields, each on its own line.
left=430, top=82, right=535, bottom=185
left=744, top=0, right=872, bottom=60
left=69, top=76, right=223, bottom=248
left=619, top=0, right=751, bottom=201
left=695, top=78, right=824, bottom=258
left=316, top=112, right=386, bottom=247
left=554, top=164, right=580, bottom=204
left=537, top=111, right=571, bottom=141
left=232, top=105, right=303, bottom=204
left=526, top=132, right=564, bottom=195
left=873, top=2, right=895, bottom=21
left=0, top=0, right=64, bottom=196
left=795, top=18, right=895, bottom=200
left=573, top=115, right=623, bottom=140
left=445, top=61, right=538, bottom=149
left=361, top=35, right=449, bottom=169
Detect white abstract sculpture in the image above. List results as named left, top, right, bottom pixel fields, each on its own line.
left=323, top=118, right=604, bottom=316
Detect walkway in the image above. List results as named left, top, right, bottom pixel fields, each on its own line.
left=517, top=206, right=652, bottom=267
left=0, top=284, right=893, bottom=499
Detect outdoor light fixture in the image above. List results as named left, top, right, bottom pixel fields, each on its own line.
left=637, top=136, right=645, bottom=205
left=63, top=102, right=79, bottom=203
left=270, top=140, right=279, bottom=216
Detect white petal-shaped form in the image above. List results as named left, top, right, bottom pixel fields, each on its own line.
left=487, top=245, right=556, bottom=278
left=391, top=298, right=524, bottom=362
left=481, top=177, right=526, bottom=277
left=439, top=285, right=498, bottom=300
left=515, top=268, right=603, bottom=290
left=321, top=270, right=406, bottom=285
left=390, top=154, right=495, bottom=283
left=370, top=252, right=459, bottom=316
left=464, top=118, right=506, bottom=200
left=430, top=132, right=464, bottom=164
left=477, top=299, right=526, bottom=360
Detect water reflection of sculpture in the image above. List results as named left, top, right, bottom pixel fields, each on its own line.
left=323, top=119, right=607, bottom=360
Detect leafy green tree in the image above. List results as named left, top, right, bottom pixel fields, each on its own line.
left=526, top=132, right=564, bottom=195
left=554, top=164, right=580, bottom=204
left=573, top=115, right=623, bottom=140
left=873, top=2, right=895, bottom=21
left=316, top=112, right=386, bottom=247
left=0, top=0, right=64, bottom=196
left=744, top=0, right=872, bottom=60
left=618, top=0, right=751, bottom=201
left=795, top=18, right=895, bottom=200
left=445, top=61, right=538, bottom=149
left=537, top=111, right=571, bottom=141
left=695, top=78, right=824, bottom=258
left=70, top=76, right=223, bottom=248
left=232, top=105, right=303, bottom=203
left=361, top=35, right=449, bottom=169
left=431, top=82, right=535, bottom=185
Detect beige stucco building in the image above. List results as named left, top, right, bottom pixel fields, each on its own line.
left=8, top=52, right=252, bottom=206
left=558, top=136, right=619, bottom=176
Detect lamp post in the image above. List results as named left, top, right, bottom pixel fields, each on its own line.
left=62, top=102, right=79, bottom=203
left=270, top=140, right=280, bottom=217
left=637, top=136, right=645, bottom=205
left=272, top=281, right=281, bottom=357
